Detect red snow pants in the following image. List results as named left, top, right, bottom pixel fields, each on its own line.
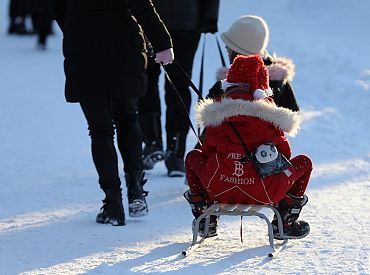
left=185, top=150, right=312, bottom=203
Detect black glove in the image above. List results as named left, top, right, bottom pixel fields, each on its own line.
left=198, top=18, right=218, bottom=34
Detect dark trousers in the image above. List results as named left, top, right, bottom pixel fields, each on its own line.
left=138, top=30, right=201, bottom=134
left=31, top=0, right=52, bottom=43
left=79, top=96, right=143, bottom=189
left=31, top=11, right=52, bottom=43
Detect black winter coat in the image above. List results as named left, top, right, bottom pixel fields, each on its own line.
left=152, top=0, right=219, bottom=31
left=50, top=0, right=172, bottom=102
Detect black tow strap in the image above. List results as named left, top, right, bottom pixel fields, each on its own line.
left=161, top=63, right=203, bottom=146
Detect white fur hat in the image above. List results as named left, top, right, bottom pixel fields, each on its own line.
left=221, top=15, right=270, bottom=56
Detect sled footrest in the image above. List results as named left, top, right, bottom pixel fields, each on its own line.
left=182, top=203, right=288, bottom=258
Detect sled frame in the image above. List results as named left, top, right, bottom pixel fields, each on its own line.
left=182, top=203, right=288, bottom=258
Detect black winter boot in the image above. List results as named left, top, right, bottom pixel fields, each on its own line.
left=184, top=190, right=218, bottom=238
left=96, top=188, right=125, bottom=226
left=142, top=140, right=164, bottom=170
left=140, top=113, right=165, bottom=170
left=272, top=194, right=310, bottom=240
left=165, top=131, right=187, bottom=177
left=125, top=171, right=148, bottom=217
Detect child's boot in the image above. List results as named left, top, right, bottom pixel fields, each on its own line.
left=272, top=193, right=310, bottom=239
left=184, top=190, right=218, bottom=238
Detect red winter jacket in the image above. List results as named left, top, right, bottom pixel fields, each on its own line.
left=193, top=88, right=301, bottom=204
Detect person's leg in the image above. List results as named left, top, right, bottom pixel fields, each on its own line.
left=184, top=150, right=217, bottom=237
left=31, top=10, right=52, bottom=49
left=185, top=150, right=209, bottom=195
left=163, top=30, right=201, bottom=177
left=164, top=30, right=201, bottom=135
left=79, top=96, right=125, bottom=226
left=138, top=58, right=162, bottom=142
left=112, top=97, right=143, bottom=175
left=8, top=0, right=17, bottom=33
left=138, top=59, right=164, bottom=170
left=112, top=97, right=148, bottom=217
left=286, top=154, right=312, bottom=197
left=8, top=0, right=27, bottom=34
left=273, top=154, right=313, bottom=239
left=80, top=97, right=121, bottom=189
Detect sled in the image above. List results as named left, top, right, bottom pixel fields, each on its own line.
left=182, top=203, right=288, bottom=258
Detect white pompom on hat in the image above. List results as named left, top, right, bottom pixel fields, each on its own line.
left=253, top=89, right=266, bottom=99
left=221, top=15, right=270, bottom=56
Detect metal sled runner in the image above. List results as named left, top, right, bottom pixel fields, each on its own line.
left=182, top=203, right=288, bottom=258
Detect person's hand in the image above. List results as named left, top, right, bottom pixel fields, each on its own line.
left=155, top=48, right=174, bottom=65
left=198, top=18, right=218, bottom=34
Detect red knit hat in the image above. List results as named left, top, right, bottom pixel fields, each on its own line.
left=226, top=54, right=269, bottom=92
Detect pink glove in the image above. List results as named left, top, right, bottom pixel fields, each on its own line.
left=155, top=48, right=174, bottom=65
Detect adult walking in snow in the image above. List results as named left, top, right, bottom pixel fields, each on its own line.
left=50, top=0, right=174, bottom=226
left=184, top=55, right=313, bottom=240
left=138, top=0, right=220, bottom=177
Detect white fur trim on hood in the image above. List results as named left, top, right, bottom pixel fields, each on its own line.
left=268, top=55, right=296, bottom=82
left=196, top=97, right=301, bottom=137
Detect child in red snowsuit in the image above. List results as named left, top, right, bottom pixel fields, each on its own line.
left=184, top=54, right=312, bottom=239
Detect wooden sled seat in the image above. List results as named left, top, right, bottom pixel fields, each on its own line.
left=182, top=203, right=288, bottom=258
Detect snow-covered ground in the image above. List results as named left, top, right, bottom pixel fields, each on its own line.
left=1, top=0, right=370, bottom=274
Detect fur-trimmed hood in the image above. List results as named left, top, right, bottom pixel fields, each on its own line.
left=215, top=55, right=296, bottom=83
left=268, top=55, right=295, bottom=82
left=196, top=97, right=301, bottom=137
